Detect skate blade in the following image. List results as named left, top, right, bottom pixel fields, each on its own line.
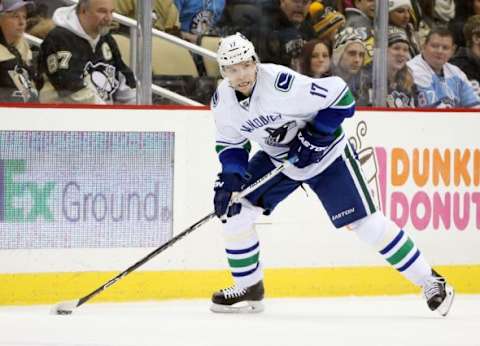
left=210, top=301, right=264, bottom=314
left=436, top=284, right=455, bottom=317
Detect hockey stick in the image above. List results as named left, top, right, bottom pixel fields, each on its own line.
left=51, top=157, right=296, bottom=315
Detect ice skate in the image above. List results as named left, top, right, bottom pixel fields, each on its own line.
left=210, top=280, right=264, bottom=313
left=423, top=270, right=455, bottom=317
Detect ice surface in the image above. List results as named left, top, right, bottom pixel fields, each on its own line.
left=0, top=295, right=479, bottom=346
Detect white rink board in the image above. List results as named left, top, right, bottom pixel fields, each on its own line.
left=0, top=107, right=478, bottom=273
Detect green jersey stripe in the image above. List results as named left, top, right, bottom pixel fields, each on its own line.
left=345, top=146, right=376, bottom=213
left=215, top=141, right=251, bottom=154
left=387, top=238, right=414, bottom=265
left=333, top=89, right=355, bottom=108
left=228, top=252, right=259, bottom=268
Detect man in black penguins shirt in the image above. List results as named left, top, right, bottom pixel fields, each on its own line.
left=38, top=0, right=136, bottom=104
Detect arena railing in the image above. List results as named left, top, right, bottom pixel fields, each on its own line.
left=26, top=0, right=217, bottom=106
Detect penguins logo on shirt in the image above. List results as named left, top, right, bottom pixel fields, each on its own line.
left=264, top=120, right=297, bottom=147
left=191, top=10, right=214, bottom=35
left=8, top=64, right=38, bottom=102
left=84, top=61, right=119, bottom=101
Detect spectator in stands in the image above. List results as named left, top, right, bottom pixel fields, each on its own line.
left=450, top=15, right=480, bottom=98
left=407, top=27, right=480, bottom=108
left=175, top=0, right=225, bottom=43
left=114, top=0, right=181, bottom=35
left=387, top=26, right=417, bottom=107
left=216, top=0, right=273, bottom=40
left=0, top=0, right=38, bottom=102
left=344, top=0, right=374, bottom=30
left=409, top=0, right=434, bottom=46
left=344, top=0, right=374, bottom=65
left=449, top=0, right=480, bottom=48
left=389, top=0, right=420, bottom=57
left=26, top=1, right=64, bottom=18
left=26, top=1, right=59, bottom=39
left=299, top=38, right=332, bottom=77
left=265, top=0, right=315, bottom=70
left=309, top=1, right=345, bottom=44
left=431, top=0, right=455, bottom=27
left=332, top=27, right=371, bottom=105
left=224, top=0, right=315, bottom=70
left=38, top=0, right=136, bottom=104
left=411, top=0, right=456, bottom=46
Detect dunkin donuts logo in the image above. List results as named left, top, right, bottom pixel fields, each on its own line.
left=351, top=121, right=480, bottom=232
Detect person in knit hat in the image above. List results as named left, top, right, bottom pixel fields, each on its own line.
left=389, top=0, right=420, bottom=57
left=344, top=0, right=375, bottom=64
left=387, top=26, right=416, bottom=107
left=332, top=27, right=372, bottom=105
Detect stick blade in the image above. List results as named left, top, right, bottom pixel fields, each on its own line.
left=50, top=300, right=79, bottom=315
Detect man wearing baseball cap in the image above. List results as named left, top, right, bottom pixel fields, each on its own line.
left=38, top=0, right=136, bottom=104
left=0, top=0, right=38, bottom=102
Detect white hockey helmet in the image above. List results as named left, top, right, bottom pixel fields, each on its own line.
left=217, top=33, right=259, bottom=74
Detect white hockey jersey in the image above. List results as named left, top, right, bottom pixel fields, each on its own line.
left=212, top=64, right=354, bottom=181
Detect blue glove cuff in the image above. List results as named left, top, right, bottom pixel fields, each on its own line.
left=215, top=172, right=245, bottom=192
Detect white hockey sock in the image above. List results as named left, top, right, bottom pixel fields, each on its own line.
left=377, top=228, right=432, bottom=286
left=225, top=237, right=263, bottom=289
left=222, top=201, right=263, bottom=288
left=353, top=212, right=432, bottom=286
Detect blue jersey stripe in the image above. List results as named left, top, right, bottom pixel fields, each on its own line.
left=380, top=230, right=405, bottom=255
left=398, top=249, right=420, bottom=272
left=226, top=242, right=260, bottom=255
left=232, top=263, right=260, bottom=277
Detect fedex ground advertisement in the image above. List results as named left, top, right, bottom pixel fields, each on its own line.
left=0, top=131, right=174, bottom=249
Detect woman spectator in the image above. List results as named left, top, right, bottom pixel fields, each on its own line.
left=300, top=38, right=333, bottom=77
left=389, top=0, right=420, bottom=57
left=449, top=0, right=480, bottom=48
left=387, top=27, right=416, bottom=108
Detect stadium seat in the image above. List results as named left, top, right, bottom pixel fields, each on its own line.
left=200, top=36, right=221, bottom=78
left=152, top=36, right=199, bottom=77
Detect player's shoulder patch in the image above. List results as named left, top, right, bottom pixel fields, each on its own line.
left=274, top=72, right=294, bottom=92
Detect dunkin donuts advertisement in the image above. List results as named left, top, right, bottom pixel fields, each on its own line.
left=346, top=114, right=479, bottom=237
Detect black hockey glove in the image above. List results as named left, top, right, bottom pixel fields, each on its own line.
left=213, top=173, right=247, bottom=222
left=288, top=125, right=330, bottom=169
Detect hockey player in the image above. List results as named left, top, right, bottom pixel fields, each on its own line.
left=38, top=0, right=136, bottom=104
left=210, top=33, right=455, bottom=316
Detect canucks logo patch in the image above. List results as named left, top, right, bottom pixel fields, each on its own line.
left=275, top=72, right=294, bottom=92
left=265, top=120, right=297, bottom=147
